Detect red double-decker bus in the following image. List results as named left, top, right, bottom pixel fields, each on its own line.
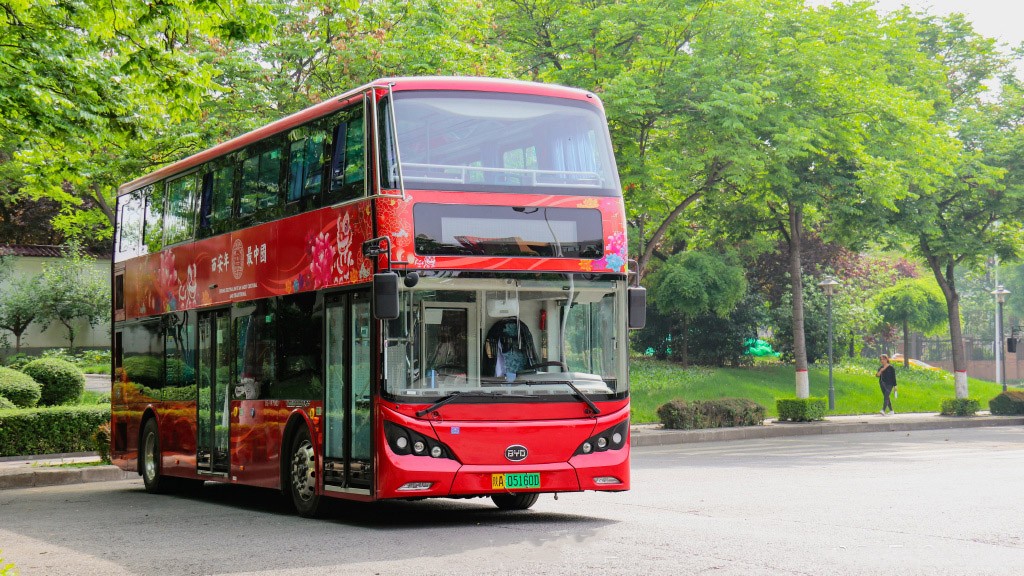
left=110, top=76, right=645, bottom=516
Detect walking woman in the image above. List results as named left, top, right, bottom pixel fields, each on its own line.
left=876, top=354, right=897, bottom=415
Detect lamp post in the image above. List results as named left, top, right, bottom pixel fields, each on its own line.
left=818, top=277, right=840, bottom=410
left=992, top=285, right=1010, bottom=392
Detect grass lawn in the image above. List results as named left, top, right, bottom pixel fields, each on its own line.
left=629, top=357, right=1006, bottom=424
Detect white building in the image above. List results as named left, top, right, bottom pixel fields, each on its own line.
left=0, top=244, right=110, bottom=356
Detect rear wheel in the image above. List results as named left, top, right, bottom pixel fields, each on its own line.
left=288, top=426, right=322, bottom=518
left=491, top=492, right=540, bottom=510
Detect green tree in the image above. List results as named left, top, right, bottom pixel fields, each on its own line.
left=877, top=14, right=1024, bottom=398
left=875, top=278, right=948, bottom=368
left=1, top=0, right=274, bottom=241
left=37, top=245, right=109, bottom=353
left=651, top=250, right=746, bottom=367
left=0, top=273, right=42, bottom=353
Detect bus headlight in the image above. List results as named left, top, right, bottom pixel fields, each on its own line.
left=574, top=420, right=629, bottom=456
left=384, top=421, right=458, bottom=461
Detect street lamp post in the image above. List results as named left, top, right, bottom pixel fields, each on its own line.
left=992, top=285, right=1010, bottom=392
left=818, top=277, right=840, bottom=410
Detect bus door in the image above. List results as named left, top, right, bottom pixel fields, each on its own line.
left=197, top=309, right=231, bottom=475
left=323, top=291, right=373, bottom=494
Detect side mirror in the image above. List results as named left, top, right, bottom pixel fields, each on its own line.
left=627, top=286, right=646, bottom=330
left=373, top=272, right=400, bottom=320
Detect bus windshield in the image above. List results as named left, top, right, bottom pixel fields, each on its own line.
left=383, top=277, right=627, bottom=401
left=382, top=91, right=621, bottom=196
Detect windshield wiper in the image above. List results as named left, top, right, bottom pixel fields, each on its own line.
left=414, top=391, right=500, bottom=417
left=517, top=379, right=601, bottom=416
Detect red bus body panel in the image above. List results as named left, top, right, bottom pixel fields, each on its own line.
left=111, top=77, right=630, bottom=506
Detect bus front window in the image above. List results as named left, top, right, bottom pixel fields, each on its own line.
left=382, top=91, right=621, bottom=197
left=383, top=277, right=627, bottom=401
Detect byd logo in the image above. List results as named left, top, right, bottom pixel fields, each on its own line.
left=505, top=445, right=528, bottom=462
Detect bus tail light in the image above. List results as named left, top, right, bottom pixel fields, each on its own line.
left=593, top=476, right=622, bottom=485
left=384, top=421, right=458, bottom=461
left=574, top=420, right=629, bottom=456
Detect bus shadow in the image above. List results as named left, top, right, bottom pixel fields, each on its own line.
left=149, top=481, right=611, bottom=528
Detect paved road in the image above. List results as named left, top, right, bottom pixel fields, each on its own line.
left=2, top=427, right=1022, bottom=575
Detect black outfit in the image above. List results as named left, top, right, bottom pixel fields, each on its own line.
left=878, top=364, right=897, bottom=412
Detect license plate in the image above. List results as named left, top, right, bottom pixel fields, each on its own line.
left=491, top=473, right=540, bottom=490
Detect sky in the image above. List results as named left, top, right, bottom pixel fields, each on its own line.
left=865, top=0, right=1024, bottom=48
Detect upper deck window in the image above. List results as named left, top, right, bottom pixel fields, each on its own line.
left=117, top=189, right=145, bottom=255
left=164, top=173, right=197, bottom=245
left=381, top=91, right=620, bottom=196
left=240, top=147, right=283, bottom=217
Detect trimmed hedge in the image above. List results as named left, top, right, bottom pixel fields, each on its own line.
left=0, top=405, right=110, bottom=456
left=0, top=367, right=42, bottom=408
left=22, top=358, right=86, bottom=406
left=776, top=397, right=828, bottom=422
left=989, top=390, right=1024, bottom=415
left=0, top=396, right=15, bottom=410
left=941, top=397, right=979, bottom=417
left=657, top=398, right=766, bottom=429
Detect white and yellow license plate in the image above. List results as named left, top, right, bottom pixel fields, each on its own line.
left=491, top=473, right=541, bottom=490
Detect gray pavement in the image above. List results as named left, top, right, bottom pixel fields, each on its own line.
left=1, top=410, right=1021, bottom=491
left=84, top=373, right=110, bottom=394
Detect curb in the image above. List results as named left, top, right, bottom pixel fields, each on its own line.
left=630, top=415, right=1024, bottom=447
left=1, top=415, right=1020, bottom=491
left=0, top=465, right=127, bottom=490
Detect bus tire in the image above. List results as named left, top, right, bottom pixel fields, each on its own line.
left=491, top=492, right=540, bottom=510
left=140, top=418, right=170, bottom=494
left=288, top=426, right=322, bottom=518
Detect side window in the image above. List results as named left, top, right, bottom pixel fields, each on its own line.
left=240, top=146, right=283, bottom=217
left=288, top=129, right=327, bottom=203
left=234, top=300, right=276, bottom=399
left=199, top=164, right=234, bottom=237
left=327, top=103, right=366, bottom=203
left=122, top=321, right=164, bottom=394
left=275, top=293, right=323, bottom=399
left=142, top=183, right=163, bottom=253
left=117, top=189, right=145, bottom=255
left=165, top=312, right=195, bottom=394
left=164, top=173, right=197, bottom=245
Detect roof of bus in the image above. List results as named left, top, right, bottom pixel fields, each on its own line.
left=116, top=76, right=599, bottom=197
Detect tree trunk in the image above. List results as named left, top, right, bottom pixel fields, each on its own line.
left=788, top=201, right=809, bottom=398
left=62, top=319, right=76, bottom=354
left=923, top=249, right=968, bottom=398
left=681, top=317, right=689, bottom=368
left=902, top=318, right=910, bottom=368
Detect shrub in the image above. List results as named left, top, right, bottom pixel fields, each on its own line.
left=776, top=397, right=828, bottom=422
left=941, top=398, right=979, bottom=417
left=944, top=398, right=979, bottom=416
left=657, top=399, right=698, bottom=429
left=22, top=358, right=85, bottom=406
left=988, top=390, right=1024, bottom=415
left=657, top=398, right=766, bottom=429
left=4, top=353, right=31, bottom=370
left=0, top=367, right=42, bottom=408
left=0, top=396, right=15, bottom=410
left=0, top=405, right=110, bottom=456
left=93, top=422, right=112, bottom=463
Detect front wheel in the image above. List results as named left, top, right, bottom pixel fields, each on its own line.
left=140, top=418, right=169, bottom=494
left=491, top=492, right=540, bottom=510
left=288, top=427, right=322, bottom=518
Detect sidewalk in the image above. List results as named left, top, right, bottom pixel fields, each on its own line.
left=630, top=411, right=1024, bottom=447
left=1, top=412, right=1021, bottom=490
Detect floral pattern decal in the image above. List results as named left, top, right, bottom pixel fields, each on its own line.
left=122, top=193, right=627, bottom=320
